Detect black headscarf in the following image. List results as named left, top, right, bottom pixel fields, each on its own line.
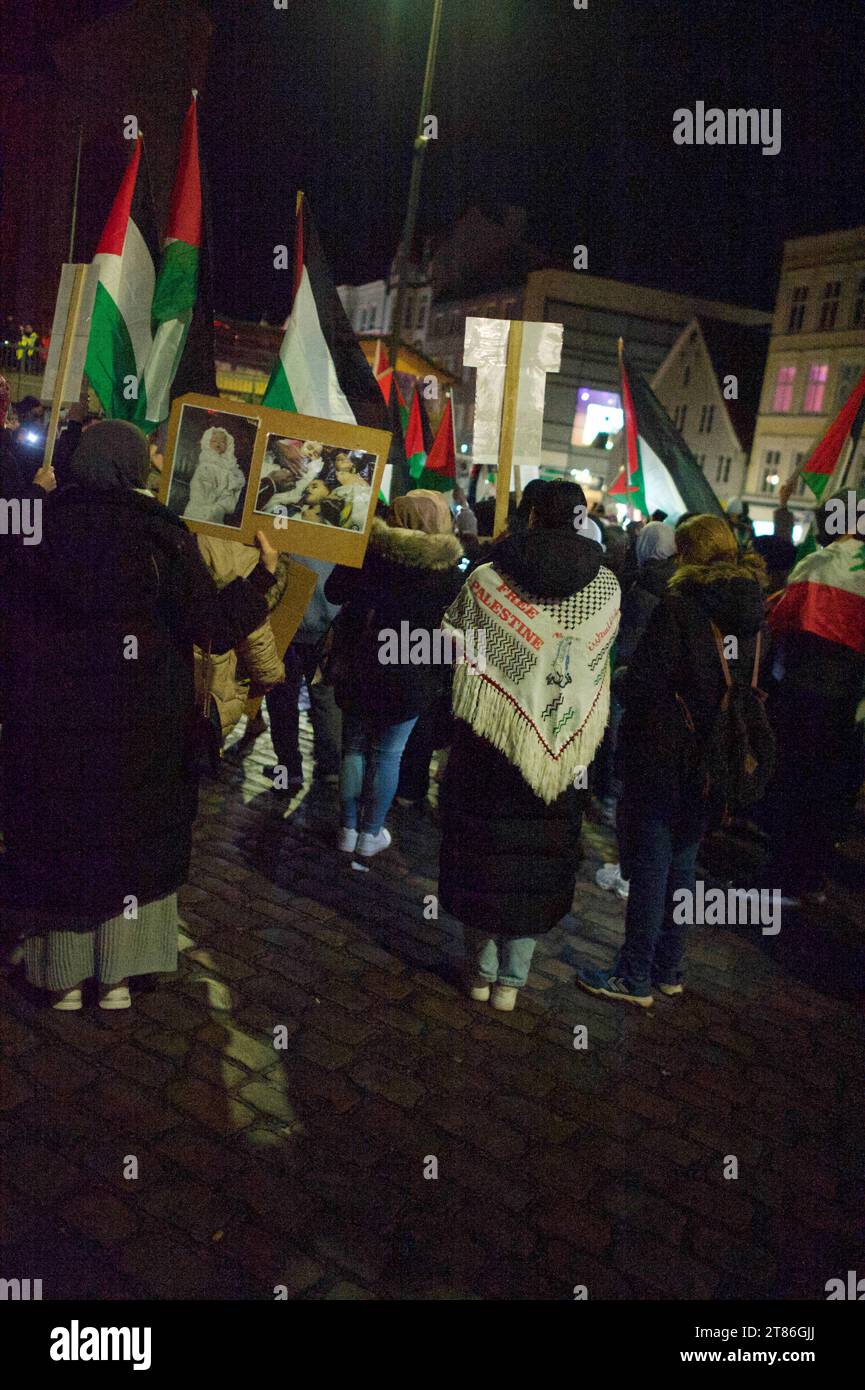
left=70, top=419, right=150, bottom=491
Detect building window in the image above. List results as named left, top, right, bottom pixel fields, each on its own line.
left=804, top=363, right=829, bottom=413
left=818, top=280, right=841, bottom=331
left=793, top=452, right=809, bottom=497
left=772, top=365, right=796, bottom=412
left=698, top=404, right=714, bottom=433
left=837, top=362, right=863, bottom=408
left=682, top=361, right=691, bottom=387
left=417, top=302, right=427, bottom=331
left=787, top=286, right=808, bottom=333
left=762, top=450, right=781, bottom=493
left=853, top=276, right=865, bottom=328
left=716, top=456, right=731, bottom=484
left=673, top=403, right=687, bottom=430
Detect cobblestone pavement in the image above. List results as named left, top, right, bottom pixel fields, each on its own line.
left=1, top=714, right=863, bottom=1301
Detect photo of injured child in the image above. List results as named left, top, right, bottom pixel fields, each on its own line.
left=254, top=435, right=376, bottom=531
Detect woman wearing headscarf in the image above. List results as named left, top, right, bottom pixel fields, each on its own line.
left=183, top=425, right=246, bottom=525
left=439, top=481, right=620, bottom=1012
left=0, top=420, right=278, bottom=1010
left=324, top=489, right=464, bottom=865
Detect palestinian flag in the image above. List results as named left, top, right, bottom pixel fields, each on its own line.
left=85, top=137, right=160, bottom=422
left=418, top=395, right=457, bottom=493
left=137, top=93, right=214, bottom=431
left=609, top=340, right=724, bottom=519
left=770, top=536, right=865, bottom=655
left=264, top=192, right=387, bottom=430
left=800, top=366, right=865, bottom=500
left=386, top=378, right=413, bottom=501
left=405, top=386, right=434, bottom=480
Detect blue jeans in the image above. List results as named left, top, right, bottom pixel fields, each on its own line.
left=615, top=807, right=702, bottom=993
left=468, top=930, right=537, bottom=988
left=340, top=712, right=418, bottom=835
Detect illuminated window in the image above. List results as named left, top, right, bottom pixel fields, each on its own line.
left=772, top=365, right=796, bottom=412
left=762, top=450, right=781, bottom=493
left=804, top=363, right=829, bottom=412
left=818, top=281, right=841, bottom=331
left=787, top=286, right=808, bottom=333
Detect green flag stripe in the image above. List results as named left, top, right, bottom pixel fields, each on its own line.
left=85, top=281, right=144, bottom=423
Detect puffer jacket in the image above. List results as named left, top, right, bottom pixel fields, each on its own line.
left=324, top=519, right=465, bottom=721
left=195, top=536, right=287, bottom=736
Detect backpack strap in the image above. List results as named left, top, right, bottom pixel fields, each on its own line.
left=750, top=629, right=762, bottom=690
left=710, top=622, right=733, bottom=690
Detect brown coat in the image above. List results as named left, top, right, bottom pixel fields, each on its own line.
left=195, top=536, right=286, bottom=736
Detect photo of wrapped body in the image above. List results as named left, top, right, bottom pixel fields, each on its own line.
left=255, top=434, right=376, bottom=532
left=165, top=406, right=258, bottom=528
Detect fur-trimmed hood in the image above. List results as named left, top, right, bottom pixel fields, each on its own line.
left=367, top=516, right=463, bottom=572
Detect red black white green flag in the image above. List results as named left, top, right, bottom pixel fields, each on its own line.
left=137, top=92, right=215, bottom=430
left=405, top=386, right=434, bottom=480
left=418, top=395, right=457, bottom=493
left=770, top=537, right=865, bottom=655
left=610, top=340, right=724, bottom=519
left=264, top=193, right=387, bottom=430
left=800, top=366, right=865, bottom=500
left=85, top=137, right=160, bottom=423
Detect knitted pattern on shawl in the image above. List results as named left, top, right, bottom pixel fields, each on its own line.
left=443, top=559, right=620, bottom=803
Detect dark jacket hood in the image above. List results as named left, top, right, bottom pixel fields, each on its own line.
left=491, top=525, right=604, bottom=598
left=676, top=570, right=765, bottom=638
left=635, top=555, right=676, bottom=599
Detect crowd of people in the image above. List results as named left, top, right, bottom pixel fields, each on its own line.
left=0, top=399, right=863, bottom=1018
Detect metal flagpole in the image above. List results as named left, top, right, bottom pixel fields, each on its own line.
left=68, top=123, right=84, bottom=263
left=387, top=0, right=444, bottom=389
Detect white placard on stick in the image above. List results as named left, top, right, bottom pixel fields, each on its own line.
left=41, top=262, right=99, bottom=406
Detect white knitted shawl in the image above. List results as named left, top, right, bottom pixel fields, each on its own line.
left=443, top=560, right=621, bottom=804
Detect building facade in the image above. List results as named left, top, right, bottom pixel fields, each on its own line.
left=652, top=317, right=769, bottom=506
left=337, top=252, right=433, bottom=352
left=745, top=226, right=865, bottom=524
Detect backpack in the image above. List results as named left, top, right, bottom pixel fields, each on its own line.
left=702, top=622, right=776, bottom=808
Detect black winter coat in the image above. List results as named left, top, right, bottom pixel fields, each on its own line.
left=325, top=519, right=465, bottom=722
left=0, top=485, right=272, bottom=926
left=617, top=568, right=766, bottom=829
left=615, top=556, right=676, bottom=668
left=439, top=526, right=611, bottom=937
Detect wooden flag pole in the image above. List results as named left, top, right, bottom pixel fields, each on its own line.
left=43, top=263, right=87, bottom=473
left=493, top=320, right=524, bottom=538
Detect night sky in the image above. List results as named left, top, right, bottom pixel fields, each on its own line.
left=13, top=0, right=863, bottom=323
left=202, top=0, right=865, bottom=322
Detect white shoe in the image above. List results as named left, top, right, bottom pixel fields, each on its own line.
left=354, top=827, right=392, bottom=862
left=51, top=987, right=83, bottom=1011
left=98, top=984, right=131, bottom=1010
left=337, top=827, right=358, bottom=853
left=468, top=976, right=492, bottom=1002
left=491, top=984, right=518, bottom=1012
left=595, top=862, right=629, bottom=899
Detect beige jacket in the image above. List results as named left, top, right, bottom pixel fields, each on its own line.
left=194, top=536, right=286, bottom=737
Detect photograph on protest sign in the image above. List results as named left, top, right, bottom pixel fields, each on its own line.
left=254, top=434, right=377, bottom=533
left=164, top=403, right=258, bottom=529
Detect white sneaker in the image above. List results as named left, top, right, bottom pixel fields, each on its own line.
left=468, top=976, right=492, bottom=1002
left=337, top=827, right=358, bottom=853
left=51, top=987, right=83, bottom=1011
left=595, top=862, right=629, bottom=899
left=99, top=984, right=131, bottom=1010
left=353, top=827, right=392, bottom=865
left=491, top=984, right=518, bottom=1012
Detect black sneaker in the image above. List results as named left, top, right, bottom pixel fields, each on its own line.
left=575, top=965, right=653, bottom=1008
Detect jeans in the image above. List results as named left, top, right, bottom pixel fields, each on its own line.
left=266, top=642, right=342, bottom=779
left=467, top=930, right=537, bottom=989
left=615, top=806, right=702, bottom=993
left=340, top=712, right=418, bottom=835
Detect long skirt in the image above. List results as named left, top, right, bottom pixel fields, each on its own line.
left=16, top=892, right=178, bottom=991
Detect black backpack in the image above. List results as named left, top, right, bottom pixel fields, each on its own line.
left=702, top=622, right=776, bottom=808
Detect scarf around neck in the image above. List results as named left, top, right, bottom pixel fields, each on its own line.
left=443, top=557, right=621, bottom=803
